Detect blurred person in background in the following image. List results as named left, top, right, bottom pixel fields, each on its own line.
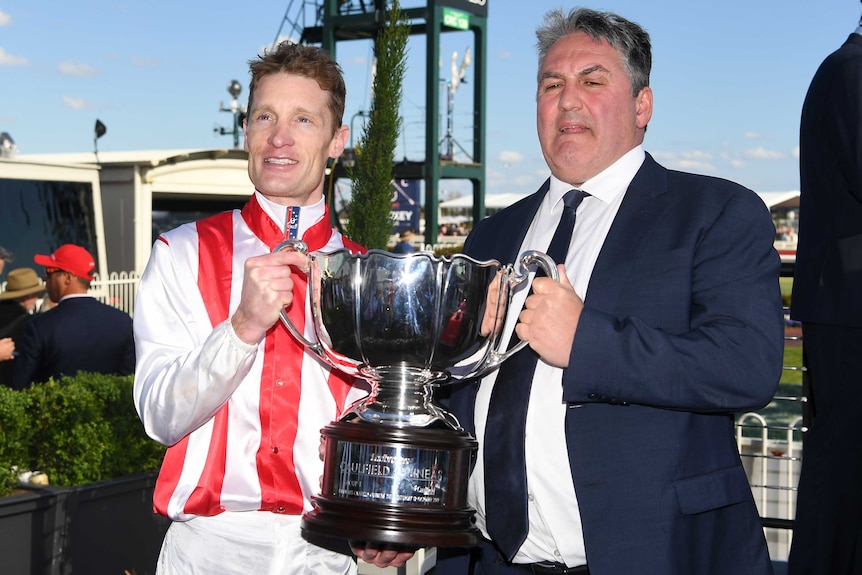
left=392, top=229, right=417, bottom=254
left=13, top=244, right=134, bottom=387
left=0, top=246, right=15, bottom=369
left=0, top=267, right=44, bottom=387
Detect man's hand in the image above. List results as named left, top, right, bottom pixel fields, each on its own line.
left=230, top=249, right=310, bottom=345
left=0, top=337, right=15, bottom=362
left=516, top=264, right=582, bottom=368
left=350, top=542, right=415, bottom=569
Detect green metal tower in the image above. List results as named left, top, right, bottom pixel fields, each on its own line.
left=279, top=0, right=487, bottom=246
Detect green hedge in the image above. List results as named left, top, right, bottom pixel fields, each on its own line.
left=0, top=373, right=165, bottom=497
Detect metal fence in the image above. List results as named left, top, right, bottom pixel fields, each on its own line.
left=735, top=310, right=806, bottom=564
left=0, top=271, right=141, bottom=317
left=89, top=271, right=140, bottom=317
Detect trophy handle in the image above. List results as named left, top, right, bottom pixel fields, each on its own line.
left=272, top=239, right=325, bottom=355
left=485, top=250, right=560, bottom=367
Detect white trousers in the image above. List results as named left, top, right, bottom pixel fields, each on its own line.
left=156, top=511, right=357, bottom=575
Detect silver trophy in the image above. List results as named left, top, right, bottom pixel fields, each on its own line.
left=276, top=242, right=557, bottom=547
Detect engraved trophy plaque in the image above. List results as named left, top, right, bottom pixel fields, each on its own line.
left=277, top=243, right=557, bottom=547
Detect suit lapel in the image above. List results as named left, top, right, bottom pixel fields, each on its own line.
left=585, top=154, right=671, bottom=310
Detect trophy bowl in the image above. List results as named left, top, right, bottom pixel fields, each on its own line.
left=276, top=242, right=557, bottom=547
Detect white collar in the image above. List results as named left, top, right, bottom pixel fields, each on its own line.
left=254, top=191, right=326, bottom=239
left=547, top=145, right=646, bottom=211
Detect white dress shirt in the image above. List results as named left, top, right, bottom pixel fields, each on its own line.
left=469, top=146, right=645, bottom=566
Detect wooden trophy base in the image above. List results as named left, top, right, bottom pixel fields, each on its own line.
left=301, top=418, right=480, bottom=547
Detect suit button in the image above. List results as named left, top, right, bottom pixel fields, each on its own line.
left=588, top=393, right=598, bottom=399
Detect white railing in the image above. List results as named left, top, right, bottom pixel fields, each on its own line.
left=90, top=271, right=140, bottom=317
left=735, top=318, right=806, bottom=565
left=1, top=271, right=141, bottom=318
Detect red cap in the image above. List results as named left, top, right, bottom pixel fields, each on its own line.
left=34, top=244, right=96, bottom=281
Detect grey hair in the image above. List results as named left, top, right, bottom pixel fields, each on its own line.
left=536, top=7, right=652, bottom=97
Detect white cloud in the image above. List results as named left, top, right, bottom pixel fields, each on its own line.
left=514, top=174, right=536, bottom=186
left=343, top=55, right=367, bottom=66
left=62, top=95, right=92, bottom=110
left=730, top=158, right=747, bottom=169
left=130, top=57, right=158, bottom=68
left=264, top=35, right=299, bottom=55
left=650, top=150, right=715, bottom=172
left=57, top=61, right=99, bottom=77
left=0, top=47, right=28, bottom=66
left=0, top=10, right=11, bottom=26
left=745, top=146, right=784, bottom=160
left=744, top=132, right=764, bottom=140
left=681, top=150, right=713, bottom=161
left=500, top=150, right=524, bottom=164
left=498, top=50, right=512, bottom=59
left=675, top=159, right=716, bottom=172
left=791, top=146, right=800, bottom=159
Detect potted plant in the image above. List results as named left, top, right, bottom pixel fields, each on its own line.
left=0, top=373, right=167, bottom=575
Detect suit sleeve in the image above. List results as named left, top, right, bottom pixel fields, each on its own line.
left=837, top=50, right=862, bottom=200
left=563, top=186, right=784, bottom=413
left=11, top=320, right=41, bottom=389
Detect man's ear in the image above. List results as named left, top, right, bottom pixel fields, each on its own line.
left=329, top=124, right=349, bottom=159
left=635, top=86, right=653, bottom=130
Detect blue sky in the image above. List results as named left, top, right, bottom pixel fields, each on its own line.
left=1, top=1, right=859, bottom=198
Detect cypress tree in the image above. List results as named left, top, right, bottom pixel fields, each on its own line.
left=345, top=0, right=409, bottom=249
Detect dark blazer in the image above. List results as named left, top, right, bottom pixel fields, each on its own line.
left=787, top=34, right=862, bottom=575
left=791, top=34, right=862, bottom=326
left=0, top=300, right=30, bottom=388
left=438, top=154, right=784, bottom=575
left=12, top=297, right=135, bottom=388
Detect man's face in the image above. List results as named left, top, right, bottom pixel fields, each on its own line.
left=243, top=72, right=348, bottom=206
left=20, top=293, right=40, bottom=314
left=537, top=32, right=652, bottom=187
left=43, top=269, right=68, bottom=303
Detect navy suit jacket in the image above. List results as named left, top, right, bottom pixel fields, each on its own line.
left=791, top=34, right=862, bottom=326
left=437, top=154, right=784, bottom=575
left=13, top=296, right=135, bottom=388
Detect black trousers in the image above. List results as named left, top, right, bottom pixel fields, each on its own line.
left=788, top=323, right=862, bottom=575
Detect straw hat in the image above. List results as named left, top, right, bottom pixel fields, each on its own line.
left=0, top=268, right=45, bottom=300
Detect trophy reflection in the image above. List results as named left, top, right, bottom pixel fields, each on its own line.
left=277, top=242, right=557, bottom=547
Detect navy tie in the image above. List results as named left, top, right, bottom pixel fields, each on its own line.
left=483, top=189, right=589, bottom=561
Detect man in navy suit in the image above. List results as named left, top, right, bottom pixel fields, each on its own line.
left=436, top=7, right=783, bottom=575
left=788, top=7, right=862, bottom=574
left=12, top=244, right=134, bottom=388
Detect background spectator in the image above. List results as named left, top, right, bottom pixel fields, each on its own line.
left=13, top=244, right=134, bottom=388
left=0, top=267, right=45, bottom=387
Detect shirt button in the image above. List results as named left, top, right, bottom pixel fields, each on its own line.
left=554, top=550, right=562, bottom=560
left=528, top=493, right=535, bottom=501
left=276, top=380, right=284, bottom=387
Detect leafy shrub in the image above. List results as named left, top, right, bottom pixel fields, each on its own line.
left=0, top=373, right=165, bottom=495
left=0, top=386, right=33, bottom=497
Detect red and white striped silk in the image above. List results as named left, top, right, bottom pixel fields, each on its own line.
left=133, top=195, right=369, bottom=521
